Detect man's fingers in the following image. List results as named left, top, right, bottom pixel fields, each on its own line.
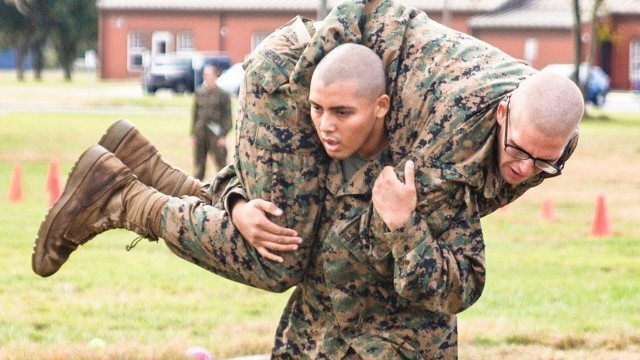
left=404, top=160, right=415, bottom=188
left=253, top=199, right=284, bottom=217
left=250, top=199, right=298, bottom=237
left=257, top=247, right=284, bottom=263
left=260, top=241, right=299, bottom=252
left=254, top=229, right=302, bottom=245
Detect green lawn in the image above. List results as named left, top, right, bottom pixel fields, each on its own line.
left=0, top=75, right=639, bottom=359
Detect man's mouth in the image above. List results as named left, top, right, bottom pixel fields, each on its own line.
left=322, top=138, right=340, bottom=152
left=509, top=166, right=525, bottom=182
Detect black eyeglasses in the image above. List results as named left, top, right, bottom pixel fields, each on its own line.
left=503, top=96, right=562, bottom=175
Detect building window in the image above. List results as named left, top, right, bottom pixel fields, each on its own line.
left=251, top=31, right=270, bottom=52
left=630, top=38, right=640, bottom=88
left=177, top=32, right=195, bottom=52
left=128, top=31, right=147, bottom=72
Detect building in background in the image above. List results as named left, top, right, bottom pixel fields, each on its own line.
left=469, top=0, right=640, bottom=90
left=97, top=0, right=640, bottom=90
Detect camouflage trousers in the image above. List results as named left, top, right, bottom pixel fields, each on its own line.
left=193, top=130, right=227, bottom=180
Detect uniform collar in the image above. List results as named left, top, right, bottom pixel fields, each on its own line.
left=326, top=148, right=393, bottom=197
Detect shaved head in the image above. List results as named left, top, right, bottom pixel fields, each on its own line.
left=312, top=43, right=386, bottom=101
left=510, top=71, right=584, bottom=137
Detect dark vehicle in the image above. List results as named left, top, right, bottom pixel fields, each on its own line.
left=144, top=52, right=231, bottom=94
left=541, top=63, right=611, bottom=107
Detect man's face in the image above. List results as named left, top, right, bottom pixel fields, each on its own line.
left=309, top=79, right=389, bottom=160
left=496, top=98, right=569, bottom=185
left=203, top=67, right=218, bottom=85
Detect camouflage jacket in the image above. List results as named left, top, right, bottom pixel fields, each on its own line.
left=191, top=85, right=232, bottom=138
left=241, top=0, right=578, bottom=358
left=273, top=150, right=463, bottom=358
left=162, top=0, right=579, bottom=358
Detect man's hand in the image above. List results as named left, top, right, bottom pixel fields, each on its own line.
left=217, top=137, right=226, bottom=147
left=372, top=160, right=417, bottom=231
left=230, top=199, right=302, bottom=263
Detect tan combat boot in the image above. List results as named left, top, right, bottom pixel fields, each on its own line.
left=32, top=145, right=170, bottom=277
left=98, top=119, right=205, bottom=198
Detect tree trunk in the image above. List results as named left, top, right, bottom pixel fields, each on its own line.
left=572, top=0, right=582, bottom=90
left=14, top=38, right=29, bottom=81
left=31, top=39, right=46, bottom=81
left=584, top=0, right=605, bottom=89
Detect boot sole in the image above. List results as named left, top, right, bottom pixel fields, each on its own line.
left=32, top=145, right=110, bottom=277
left=98, top=119, right=135, bottom=153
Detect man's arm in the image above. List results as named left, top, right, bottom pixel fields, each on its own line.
left=191, top=92, right=199, bottom=136
left=368, top=160, right=486, bottom=315
left=161, top=165, right=307, bottom=292
left=230, top=198, right=302, bottom=263
left=220, top=92, right=233, bottom=136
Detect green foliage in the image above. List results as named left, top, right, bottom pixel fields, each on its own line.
left=0, top=0, right=98, bottom=80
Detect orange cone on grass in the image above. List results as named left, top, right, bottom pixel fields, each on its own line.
left=591, top=195, right=612, bottom=237
left=8, top=163, right=23, bottom=203
left=540, top=199, right=556, bottom=221
left=45, top=159, right=63, bottom=206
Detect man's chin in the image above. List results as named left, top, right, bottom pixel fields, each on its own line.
left=502, top=168, right=526, bottom=186
left=325, top=149, right=348, bottom=160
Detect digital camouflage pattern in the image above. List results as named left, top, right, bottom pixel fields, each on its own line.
left=192, top=84, right=232, bottom=178
left=159, top=0, right=580, bottom=358
left=160, top=17, right=322, bottom=293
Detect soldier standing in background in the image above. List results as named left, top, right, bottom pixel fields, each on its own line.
left=192, top=64, right=232, bottom=180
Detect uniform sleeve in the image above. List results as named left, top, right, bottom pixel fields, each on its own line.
left=191, top=92, right=199, bottom=136
left=220, top=92, right=233, bottom=136
left=161, top=163, right=304, bottom=293
left=365, top=178, right=486, bottom=315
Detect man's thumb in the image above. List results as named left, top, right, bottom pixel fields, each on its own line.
left=256, top=199, right=283, bottom=216
left=404, top=160, right=415, bottom=187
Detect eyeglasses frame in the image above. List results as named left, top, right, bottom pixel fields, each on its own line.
left=503, top=95, right=563, bottom=175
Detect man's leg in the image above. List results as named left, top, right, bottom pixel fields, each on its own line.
left=193, top=134, right=208, bottom=180
left=98, top=119, right=206, bottom=199
left=33, top=145, right=169, bottom=277
left=209, top=133, right=227, bottom=171
left=33, top=145, right=305, bottom=291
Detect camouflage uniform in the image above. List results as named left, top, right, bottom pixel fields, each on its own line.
left=160, top=0, right=579, bottom=358
left=161, top=16, right=323, bottom=292
left=192, top=84, right=232, bottom=179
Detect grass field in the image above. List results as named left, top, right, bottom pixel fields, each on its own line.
left=0, top=71, right=639, bottom=359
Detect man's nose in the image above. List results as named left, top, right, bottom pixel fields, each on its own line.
left=517, top=158, right=536, bottom=177
left=319, top=115, right=336, bottom=133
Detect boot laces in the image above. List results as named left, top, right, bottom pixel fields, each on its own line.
left=125, top=236, right=144, bottom=251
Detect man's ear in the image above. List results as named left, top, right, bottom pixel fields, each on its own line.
left=496, top=99, right=508, bottom=127
left=375, top=94, right=391, bottom=119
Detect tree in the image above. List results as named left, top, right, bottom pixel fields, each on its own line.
left=572, top=0, right=582, bottom=88
left=583, top=0, right=605, bottom=92
left=50, top=0, right=98, bottom=80
left=0, top=0, right=33, bottom=80
left=2, top=0, right=97, bottom=81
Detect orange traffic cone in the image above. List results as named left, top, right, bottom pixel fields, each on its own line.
left=591, top=195, right=612, bottom=237
left=45, top=159, right=63, bottom=206
left=540, top=199, right=556, bottom=221
left=8, top=163, right=23, bottom=203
